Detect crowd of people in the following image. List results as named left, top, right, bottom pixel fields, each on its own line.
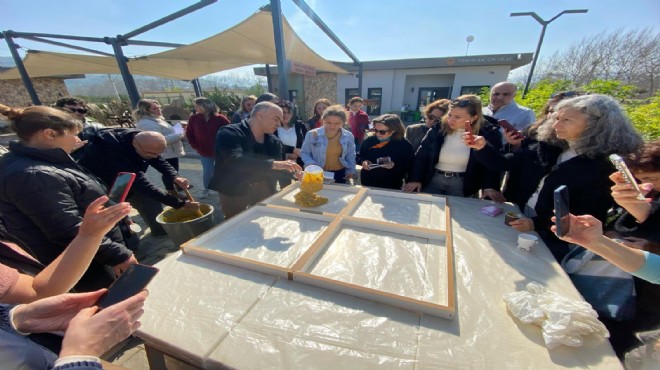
left=0, top=82, right=657, bottom=368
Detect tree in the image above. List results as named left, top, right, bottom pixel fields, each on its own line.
left=537, top=28, right=660, bottom=97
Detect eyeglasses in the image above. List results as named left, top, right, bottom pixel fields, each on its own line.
left=491, top=92, right=513, bottom=97
left=371, top=129, right=392, bottom=135
left=67, top=108, right=88, bottom=114
left=450, top=99, right=472, bottom=107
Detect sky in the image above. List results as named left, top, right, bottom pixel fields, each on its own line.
left=2, top=0, right=659, bottom=77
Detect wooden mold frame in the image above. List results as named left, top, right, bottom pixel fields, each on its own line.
left=184, top=182, right=456, bottom=319
left=181, top=205, right=334, bottom=279
left=291, top=193, right=455, bottom=319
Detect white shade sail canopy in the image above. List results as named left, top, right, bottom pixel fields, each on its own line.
left=0, top=10, right=347, bottom=81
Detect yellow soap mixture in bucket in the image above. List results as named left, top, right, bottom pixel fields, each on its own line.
left=161, top=204, right=213, bottom=223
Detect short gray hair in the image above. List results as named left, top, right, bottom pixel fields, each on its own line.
left=537, top=94, right=643, bottom=158
left=251, top=101, right=281, bottom=117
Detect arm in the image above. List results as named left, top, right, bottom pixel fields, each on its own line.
left=185, top=117, right=199, bottom=151
left=609, top=172, right=654, bottom=223
left=217, top=128, right=277, bottom=172
left=553, top=214, right=657, bottom=282
left=130, top=167, right=184, bottom=208
left=299, top=131, right=319, bottom=167
left=3, top=198, right=131, bottom=304
left=344, top=132, right=357, bottom=175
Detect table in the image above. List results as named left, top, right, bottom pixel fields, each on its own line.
left=136, top=195, right=621, bottom=369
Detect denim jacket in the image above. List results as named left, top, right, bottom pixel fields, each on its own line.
left=300, top=127, right=357, bottom=175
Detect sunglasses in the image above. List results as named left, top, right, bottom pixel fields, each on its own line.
left=491, top=92, right=513, bottom=97
left=67, top=108, right=88, bottom=114
left=371, top=128, right=392, bottom=135
left=426, top=114, right=439, bottom=121
left=450, top=99, right=472, bottom=107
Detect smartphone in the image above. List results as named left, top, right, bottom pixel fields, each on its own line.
left=464, top=121, right=475, bottom=144
left=498, top=119, right=524, bottom=140
left=377, top=156, right=392, bottom=165
left=554, top=185, right=570, bottom=237
left=96, top=264, right=159, bottom=309
left=609, top=154, right=646, bottom=201
left=107, top=172, right=136, bottom=204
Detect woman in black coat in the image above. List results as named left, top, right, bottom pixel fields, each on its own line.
left=359, top=114, right=414, bottom=190
left=274, top=100, right=307, bottom=168
left=404, top=95, right=502, bottom=198
left=466, top=94, right=643, bottom=261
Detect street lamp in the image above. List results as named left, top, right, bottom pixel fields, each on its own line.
left=510, top=9, right=588, bottom=97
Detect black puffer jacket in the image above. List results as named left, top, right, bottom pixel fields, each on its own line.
left=0, top=141, right=132, bottom=290
left=78, top=128, right=185, bottom=208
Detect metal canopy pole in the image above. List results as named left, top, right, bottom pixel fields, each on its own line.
left=290, top=0, right=363, bottom=95
left=106, top=37, right=141, bottom=107
left=191, top=79, right=202, bottom=97
left=20, top=36, right=115, bottom=57
left=121, top=0, right=217, bottom=40
left=265, top=64, right=273, bottom=92
left=270, top=0, right=288, bottom=98
left=2, top=33, right=41, bottom=105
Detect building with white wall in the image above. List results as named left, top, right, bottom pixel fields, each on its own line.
left=255, top=52, right=532, bottom=121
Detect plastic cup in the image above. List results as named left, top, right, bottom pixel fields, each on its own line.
left=517, top=233, right=538, bottom=251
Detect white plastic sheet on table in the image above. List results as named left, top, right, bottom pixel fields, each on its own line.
left=138, top=193, right=622, bottom=369
left=350, top=190, right=446, bottom=229
left=262, top=183, right=359, bottom=214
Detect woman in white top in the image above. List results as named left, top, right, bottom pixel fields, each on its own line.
left=404, top=95, right=502, bottom=197
left=134, top=99, right=185, bottom=194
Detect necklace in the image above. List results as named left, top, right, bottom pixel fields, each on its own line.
left=326, top=131, right=340, bottom=140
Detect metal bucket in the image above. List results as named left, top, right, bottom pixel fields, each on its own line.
left=156, top=204, right=215, bottom=247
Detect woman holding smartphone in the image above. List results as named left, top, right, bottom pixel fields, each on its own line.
left=465, top=94, right=643, bottom=261
left=404, top=95, right=502, bottom=197
left=359, top=114, right=414, bottom=190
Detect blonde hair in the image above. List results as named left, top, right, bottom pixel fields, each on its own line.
left=442, top=95, right=484, bottom=134
left=0, top=104, right=81, bottom=141
left=133, top=99, right=161, bottom=121
left=238, top=95, right=257, bottom=114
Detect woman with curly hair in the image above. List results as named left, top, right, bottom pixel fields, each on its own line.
left=466, top=94, right=644, bottom=261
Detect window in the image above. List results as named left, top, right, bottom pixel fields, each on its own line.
left=345, top=88, right=360, bottom=105
left=460, top=85, right=490, bottom=95
left=366, top=88, right=382, bottom=115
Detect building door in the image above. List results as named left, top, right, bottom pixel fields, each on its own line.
left=417, top=87, right=450, bottom=111
left=366, top=88, right=382, bottom=115
left=345, top=88, right=360, bottom=105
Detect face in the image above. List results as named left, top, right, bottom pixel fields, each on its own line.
left=194, top=104, right=204, bottom=114
left=281, top=108, right=292, bottom=125
left=323, top=116, right=344, bottom=135
left=373, top=122, right=394, bottom=140
left=446, top=107, right=476, bottom=131
left=490, top=85, right=516, bottom=110
left=552, top=107, right=588, bottom=141
left=256, top=107, right=283, bottom=133
left=426, top=108, right=446, bottom=127
left=149, top=102, right=162, bottom=116
left=244, top=99, right=255, bottom=112
left=50, top=128, right=82, bottom=154
left=349, top=102, right=363, bottom=112
left=315, top=103, right=329, bottom=116
left=64, top=103, right=87, bottom=121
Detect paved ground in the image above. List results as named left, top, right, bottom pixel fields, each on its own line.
left=108, top=146, right=221, bottom=369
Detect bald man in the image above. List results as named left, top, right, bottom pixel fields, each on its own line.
left=78, top=128, right=197, bottom=237
left=482, top=82, right=535, bottom=131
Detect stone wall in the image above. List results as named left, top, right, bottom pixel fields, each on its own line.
left=0, top=78, right=69, bottom=106
left=302, top=72, right=336, bottom=120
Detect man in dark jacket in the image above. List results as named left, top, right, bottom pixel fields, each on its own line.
left=78, top=129, right=197, bottom=237
left=209, top=102, right=301, bottom=219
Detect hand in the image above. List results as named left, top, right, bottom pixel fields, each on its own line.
left=344, top=173, right=356, bottom=180
left=173, top=177, right=190, bottom=190
left=503, top=130, right=524, bottom=147
left=609, top=172, right=653, bottom=222
left=464, top=134, right=486, bottom=150
left=286, top=153, right=298, bottom=161
left=551, top=214, right=603, bottom=247
left=182, top=201, right=201, bottom=210
left=509, top=217, right=534, bottom=232
left=403, top=182, right=422, bottom=193
left=292, top=148, right=301, bottom=156
left=113, top=255, right=138, bottom=277
left=273, top=160, right=302, bottom=173
left=60, top=290, right=148, bottom=358
left=78, top=196, right=132, bottom=238
left=481, top=189, right=506, bottom=203
left=361, top=160, right=372, bottom=170
left=12, top=290, right=107, bottom=333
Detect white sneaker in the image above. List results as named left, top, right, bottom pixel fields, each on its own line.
left=199, top=189, right=209, bottom=199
